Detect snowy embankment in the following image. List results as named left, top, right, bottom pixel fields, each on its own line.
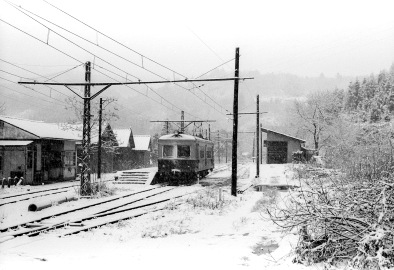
left=0, top=163, right=310, bottom=270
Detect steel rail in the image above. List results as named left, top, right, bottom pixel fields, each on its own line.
left=0, top=186, right=160, bottom=232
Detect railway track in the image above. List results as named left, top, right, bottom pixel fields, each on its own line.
left=0, top=185, right=201, bottom=244
left=0, top=164, right=253, bottom=244
left=0, top=179, right=114, bottom=206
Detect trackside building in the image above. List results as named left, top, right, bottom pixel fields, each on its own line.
left=261, top=127, right=306, bottom=164
left=0, top=116, right=80, bottom=185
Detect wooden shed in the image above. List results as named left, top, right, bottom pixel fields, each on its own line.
left=261, top=127, right=306, bottom=164
left=0, top=116, right=80, bottom=184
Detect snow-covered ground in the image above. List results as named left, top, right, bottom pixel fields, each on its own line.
left=0, top=163, right=315, bottom=270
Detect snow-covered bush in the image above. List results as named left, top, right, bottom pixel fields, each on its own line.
left=267, top=167, right=394, bottom=269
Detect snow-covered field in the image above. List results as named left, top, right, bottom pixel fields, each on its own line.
left=0, top=164, right=315, bottom=270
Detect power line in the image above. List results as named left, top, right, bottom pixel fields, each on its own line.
left=3, top=4, right=208, bottom=119
left=0, top=69, right=32, bottom=80
left=0, top=91, right=66, bottom=112
left=0, top=83, right=66, bottom=106
left=0, top=76, right=67, bottom=106
left=195, top=58, right=235, bottom=79
left=0, top=58, right=81, bottom=100
left=0, top=18, right=200, bottom=120
left=187, top=27, right=225, bottom=62
left=38, top=0, right=230, bottom=115
left=43, top=63, right=83, bottom=82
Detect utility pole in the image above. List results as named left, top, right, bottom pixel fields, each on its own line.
left=231, top=47, right=239, bottom=197
left=81, top=61, right=91, bottom=196
left=208, top=124, right=211, bottom=140
left=260, top=123, right=263, bottom=165
left=225, top=133, right=228, bottom=163
left=19, top=51, right=253, bottom=197
left=181, top=111, right=185, bottom=133
left=256, top=94, right=260, bottom=177
left=217, top=130, right=220, bottom=164
left=97, top=97, right=103, bottom=180
left=252, top=132, right=255, bottom=161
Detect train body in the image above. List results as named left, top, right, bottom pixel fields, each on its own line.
left=157, top=133, right=214, bottom=185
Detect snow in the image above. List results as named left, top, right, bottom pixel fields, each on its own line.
left=0, top=163, right=313, bottom=270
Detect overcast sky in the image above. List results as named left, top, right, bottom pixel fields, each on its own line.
left=1, top=0, right=393, bottom=81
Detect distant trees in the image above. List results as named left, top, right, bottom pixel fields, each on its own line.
left=344, top=66, right=394, bottom=122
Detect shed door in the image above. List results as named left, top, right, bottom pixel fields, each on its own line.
left=267, top=141, right=287, bottom=164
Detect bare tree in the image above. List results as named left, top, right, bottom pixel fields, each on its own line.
left=62, top=96, right=120, bottom=172
left=293, top=91, right=342, bottom=152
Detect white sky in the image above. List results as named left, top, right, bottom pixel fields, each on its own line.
left=1, top=0, right=393, bottom=80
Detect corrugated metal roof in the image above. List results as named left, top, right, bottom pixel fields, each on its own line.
left=260, top=127, right=306, bottom=142
left=133, top=135, right=151, bottom=151
left=0, top=140, right=33, bottom=146
left=0, top=116, right=81, bottom=141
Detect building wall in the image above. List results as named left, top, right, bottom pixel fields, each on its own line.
left=0, top=147, right=26, bottom=181
left=63, top=141, right=77, bottom=180
left=0, top=121, right=38, bottom=139
left=266, top=132, right=303, bottom=163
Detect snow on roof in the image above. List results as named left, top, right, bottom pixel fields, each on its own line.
left=0, top=116, right=81, bottom=141
left=133, top=135, right=151, bottom=151
left=113, top=129, right=133, bottom=147
left=0, top=140, right=33, bottom=146
left=260, top=127, right=306, bottom=142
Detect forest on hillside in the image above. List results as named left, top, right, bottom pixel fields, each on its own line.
left=269, top=64, right=394, bottom=269
left=0, top=70, right=353, bottom=134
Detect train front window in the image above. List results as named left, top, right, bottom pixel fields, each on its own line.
left=177, top=145, right=190, bottom=158
left=163, top=145, right=175, bottom=157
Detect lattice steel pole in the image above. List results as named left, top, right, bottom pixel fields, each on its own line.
left=81, top=61, right=91, bottom=196
left=181, top=111, right=185, bottom=133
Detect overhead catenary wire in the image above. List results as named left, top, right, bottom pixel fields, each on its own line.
left=0, top=83, right=67, bottom=107
left=38, top=0, right=230, bottom=115
left=0, top=58, right=81, bottom=101
left=0, top=18, right=201, bottom=121
left=1, top=4, right=209, bottom=120
left=0, top=92, right=67, bottom=112
left=0, top=76, right=67, bottom=106
left=43, top=63, right=83, bottom=82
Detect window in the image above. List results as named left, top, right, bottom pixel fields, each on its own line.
left=206, top=148, right=212, bottom=158
left=63, top=151, right=76, bottom=166
left=177, top=145, right=190, bottom=158
left=200, top=148, right=205, bottom=158
left=163, top=145, right=175, bottom=157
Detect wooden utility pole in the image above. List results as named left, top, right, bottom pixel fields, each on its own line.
left=81, top=61, right=91, bottom=195
left=231, top=47, right=240, bottom=197
left=256, top=94, right=260, bottom=177
left=252, top=132, right=255, bottom=160
left=19, top=51, right=253, bottom=197
left=260, top=123, right=263, bottom=164
left=226, top=133, right=228, bottom=163
left=217, top=130, right=220, bottom=164
left=97, top=97, right=103, bottom=180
